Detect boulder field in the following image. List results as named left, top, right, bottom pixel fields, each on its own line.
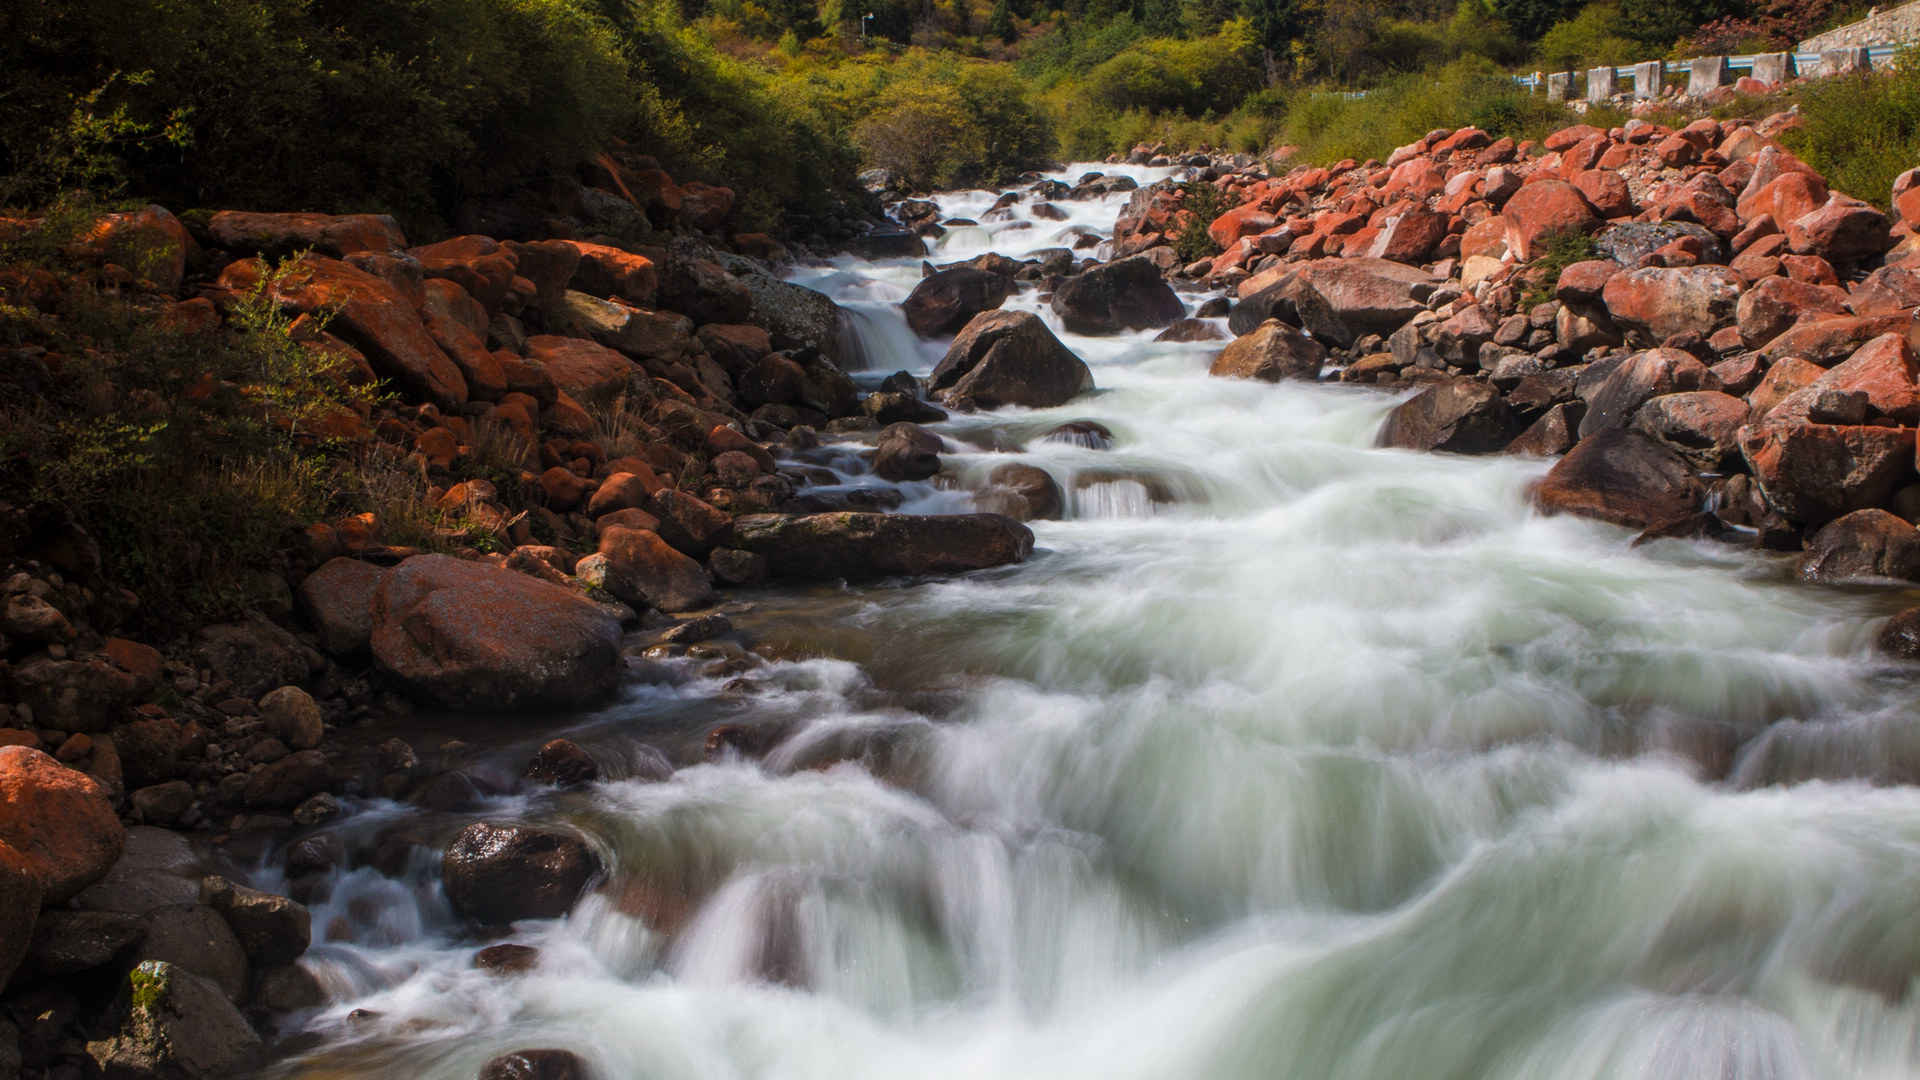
left=1086, top=115, right=1920, bottom=605
left=0, top=151, right=1089, bottom=1078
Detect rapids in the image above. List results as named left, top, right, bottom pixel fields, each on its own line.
left=257, top=165, right=1920, bottom=1080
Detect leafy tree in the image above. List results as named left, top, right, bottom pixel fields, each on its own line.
left=989, top=0, right=1018, bottom=41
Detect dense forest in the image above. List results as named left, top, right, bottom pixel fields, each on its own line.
left=0, top=0, right=1892, bottom=238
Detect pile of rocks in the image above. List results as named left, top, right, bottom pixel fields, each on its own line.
left=1104, top=110, right=1920, bottom=613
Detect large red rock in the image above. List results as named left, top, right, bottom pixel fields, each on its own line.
left=1208, top=203, right=1276, bottom=250
left=1377, top=378, right=1517, bottom=453
left=1631, top=390, right=1749, bottom=471
left=1766, top=333, right=1920, bottom=426
left=1757, top=313, right=1912, bottom=365
left=1364, top=209, right=1448, bottom=264
left=218, top=256, right=468, bottom=410
left=1735, top=276, right=1851, bottom=349
left=525, top=335, right=635, bottom=401
left=1738, top=171, right=1828, bottom=229
left=1787, top=195, right=1892, bottom=265
left=296, top=557, right=386, bottom=657
left=1532, top=429, right=1705, bottom=529
left=563, top=241, right=657, bottom=307
left=1208, top=319, right=1326, bottom=382
left=370, top=554, right=623, bottom=711
left=72, top=206, right=195, bottom=294
left=420, top=279, right=508, bottom=401
left=409, top=235, right=519, bottom=311
left=1601, top=266, right=1742, bottom=344
left=1739, top=422, right=1916, bottom=525
left=1502, top=179, right=1600, bottom=260
left=1288, top=257, right=1436, bottom=339
left=1579, top=348, right=1717, bottom=437
left=0, top=746, right=126, bottom=903
left=591, top=526, right=715, bottom=612
left=1571, top=170, right=1632, bottom=218
left=206, top=210, right=406, bottom=257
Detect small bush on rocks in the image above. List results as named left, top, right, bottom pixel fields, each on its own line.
left=1785, top=53, right=1920, bottom=212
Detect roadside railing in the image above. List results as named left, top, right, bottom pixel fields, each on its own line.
left=1517, top=43, right=1903, bottom=102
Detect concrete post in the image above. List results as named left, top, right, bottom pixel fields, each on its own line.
left=1751, top=52, right=1795, bottom=85
left=1547, top=72, right=1572, bottom=103
left=1587, top=66, right=1615, bottom=104
left=1822, top=46, right=1871, bottom=75
left=1633, top=61, right=1663, bottom=99
left=1687, top=55, right=1730, bottom=96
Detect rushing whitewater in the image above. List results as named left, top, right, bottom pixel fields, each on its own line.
left=260, top=166, right=1920, bottom=1080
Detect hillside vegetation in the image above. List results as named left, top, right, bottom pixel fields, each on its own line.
left=0, top=0, right=1904, bottom=229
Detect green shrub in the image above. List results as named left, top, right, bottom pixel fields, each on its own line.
left=1534, top=3, right=1641, bottom=71
left=1173, top=182, right=1231, bottom=264
left=1784, top=55, right=1920, bottom=210
left=1522, top=228, right=1598, bottom=306
left=0, top=253, right=382, bottom=630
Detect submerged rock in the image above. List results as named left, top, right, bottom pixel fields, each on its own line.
left=442, top=823, right=602, bottom=927
left=730, top=513, right=1034, bottom=580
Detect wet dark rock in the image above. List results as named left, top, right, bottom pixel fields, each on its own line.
left=986, top=463, right=1064, bottom=520
left=478, top=1048, right=588, bottom=1080
left=901, top=268, right=1012, bottom=338
left=862, top=391, right=947, bottom=425
left=133, top=904, right=250, bottom=1003
left=1878, top=607, right=1920, bottom=659
left=23, top=909, right=144, bottom=978
left=928, top=310, right=1093, bottom=410
left=523, top=739, right=599, bottom=788
left=442, top=823, right=602, bottom=927
left=1154, top=318, right=1226, bottom=342
left=1041, top=420, right=1113, bottom=449
left=474, top=943, right=542, bottom=976
left=200, top=875, right=311, bottom=968
left=731, top=513, right=1034, bottom=581
left=1377, top=378, right=1517, bottom=454
left=1049, top=256, right=1183, bottom=335
left=873, top=423, right=944, bottom=482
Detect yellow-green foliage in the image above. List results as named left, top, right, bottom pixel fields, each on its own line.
left=1534, top=3, right=1641, bottom=72
left=1272, top=58, right=1569, bottom=166
left=770, top=50, right=1054, bottom=191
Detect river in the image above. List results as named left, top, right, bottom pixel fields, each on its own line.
left=259, top=164, right=1920, bottom=1079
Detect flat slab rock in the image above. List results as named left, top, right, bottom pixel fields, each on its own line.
left=370, top=554, right=622, bottom=712
left=730, top=513, right=1035, bottom=581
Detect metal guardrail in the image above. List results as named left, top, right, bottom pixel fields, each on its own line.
left=1510, top=42, right=1902, bottom=89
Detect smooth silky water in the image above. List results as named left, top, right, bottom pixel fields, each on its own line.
left=256, top=166, right=1920, bottom=1079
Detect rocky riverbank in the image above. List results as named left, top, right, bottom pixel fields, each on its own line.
left=894, top=104, right=1920, bottom=622
left=0, top=149, right=1069, bottom=1077
left=10, top=87, right=1920, bottom=1077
